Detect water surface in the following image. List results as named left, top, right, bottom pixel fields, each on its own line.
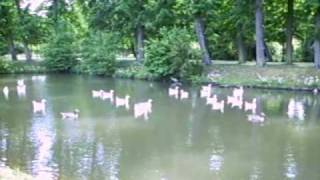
left=0, top=74, right=319, bottom=180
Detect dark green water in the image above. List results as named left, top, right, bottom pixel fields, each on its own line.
left=0, top=74, right=320, bottom=180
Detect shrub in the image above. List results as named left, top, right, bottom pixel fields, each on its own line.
left=77, top=32, right=119, bottom=76
left=0, top=59, right=10, bottom=73
left=144, top=27, right=202, bottom=80
left=42, top=24, right=78, bottom=72
left=0, top=58, right=45, bottom=74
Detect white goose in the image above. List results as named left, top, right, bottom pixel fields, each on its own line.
left=17, top=84, right=26, bottom=96
left=233, top=86, right=244, bottom=99
left=206, top=95, right=217, bottom=105
left=32, top=99, right=46, bottom=114
left=180, top=89, right=189, bottom=99
left=3, top=86, right=9, bottom=98
left=101, top=90, right=114, bottom=102
left=134, top=99, right=153, bottom=120
left=92, top=90, right=103, bottom=98
left=200, top=84, right=212, bottom=98
left=201, top=84, right=212, bottom=92
left=115, top=95, right=130, bottom=109
left=245, top=98, right=257, bottom=114
left=17, top=79, right=24, bottom=86
left=227, top=95, right=243, bottom=109
left=61, top=109, right=80, bottom=119
left=168, top=86, right=179, bottom=99
left=211, top=99, right=225, bottom=113
left=247, top=113, right=265, bottom=123
left=32, top=75, right=46, bottom=81
left=16, top=79, right=26, bottom=96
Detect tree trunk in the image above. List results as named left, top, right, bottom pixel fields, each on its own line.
left=9, top=37, right=17, bottom=61
left=130, top=40, right=136, bottom=58
left=255, top=0, right=266, bottom=67
left=314, top=7, right=320, bottom=69
left=15, top=0, right=32, bottom=62
left=286, top=0, right=294, bottom=64
left=195, top=16, right=212, bottom=65
left=282, top=42, right=286, bottom=62
left=23, top=43, right=32, bottom=62
left=264, top=41, right=273, bottom=62
left=237, top=31, right=247, bottom=63
left=236, top=0, right=247, bottom=63
left=135, top=24, right=144, bottom=62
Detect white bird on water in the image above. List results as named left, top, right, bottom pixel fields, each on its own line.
left=168, top=86, right=179, bottom=99
left=3, top=86, right=9, bottom=99
left=134, top=99, right=153, bottom=120
left=247, top=113, right=265, bottom=123
left=180, top=89, right=189, bottom=99
left=61, top=109, right=80, bottom=119
left=115, top=95, right=130, bottom=110
left=16, top=79, right=26, bottom=96
left=200, top=84, right=212, bottom=98
left=211, top=99, right=225, bottom=113
left=245, top=98, right=257, bottom=114
left=233, top=86, right=244, bottom=99
left=92, top=90, right=103, bottom=98
left=101, top=90, right=114, bottom=102
left=32, top=99, right=47, bottom=114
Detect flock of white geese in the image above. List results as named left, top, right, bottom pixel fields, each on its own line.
left=1, top=76, right=306, bottom=122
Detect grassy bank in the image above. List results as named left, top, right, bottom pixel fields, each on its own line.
left=1, top=58, right=320, bottom=90
left=202, top=62, right=320, bottom=90
left=0, top=167, right=33, bottom=180
left=115, top=61, right=320, bottom=91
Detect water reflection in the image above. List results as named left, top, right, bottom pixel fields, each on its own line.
left=284, top=145, right=298, bottom=179
left=208, top=127, right=224, bottom=174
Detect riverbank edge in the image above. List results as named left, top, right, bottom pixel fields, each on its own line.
left=1, top=61, right=319, bottom=92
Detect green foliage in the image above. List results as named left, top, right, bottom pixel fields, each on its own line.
left=144, top=27, right=202, bottom=79
left=0, top=58, right=45, bottom=74
left=42, top=26, right=78, bottom=72
left=77, top=32, right=119, bottom=75
left=115, top=65, right=156, bottom=80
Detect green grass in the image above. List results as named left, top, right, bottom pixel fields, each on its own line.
left=202, top=62, right=320, bottom=90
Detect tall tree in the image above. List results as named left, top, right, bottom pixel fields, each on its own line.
left=14, top=0, right=32, bottom=62
left=255, top=0, right=266, bottom=67
left=286, top=0, right=294, bottom=64
left=188, top=0, right=213, bottom=65
left=314, top=6, right=320, bottom=69
left=0, top=0, right=18, bottom=61
left=235, top=0, right=249, bottom=63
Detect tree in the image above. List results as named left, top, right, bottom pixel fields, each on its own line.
left=255, top=0, right=266, bottom=67
left=286, top=0, right=294, bottom=64
left=314, top=6, right=320, bottom=69
left=186, top=0, right=213, bottom=65
left=0, top=0, right=18, bottom=61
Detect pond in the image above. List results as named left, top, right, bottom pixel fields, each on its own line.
left=0, top=74, right=319, bottom=180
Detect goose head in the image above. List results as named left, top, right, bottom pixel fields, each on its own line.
left=41, top=99, right=47, bottom=103
left=74, top=109, right=80, bottom=114
left=125, top=95, right=130, bottom=100
left=148, top=99, right=153, bottom=103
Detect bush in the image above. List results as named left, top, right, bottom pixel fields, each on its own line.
left=144, top=27, right=202, bottom=80
left=42, top=25, right=78, bottom=72
left=76, top=32, right=119, bottom=76
left=0, top=58, right=45, bottom=74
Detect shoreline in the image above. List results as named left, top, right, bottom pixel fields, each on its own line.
left=0, top=60, right=319, bottom=92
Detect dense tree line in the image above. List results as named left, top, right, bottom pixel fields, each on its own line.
left=1, top=0, right=320, bottom=70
